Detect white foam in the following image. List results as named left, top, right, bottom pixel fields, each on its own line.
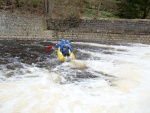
left=0, top=43, right=150, bottom=113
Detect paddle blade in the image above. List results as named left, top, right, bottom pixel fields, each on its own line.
left=46, top=46, right=53, bottom=51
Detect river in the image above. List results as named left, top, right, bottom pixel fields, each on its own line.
left=0, top=39, right=150, bottom=113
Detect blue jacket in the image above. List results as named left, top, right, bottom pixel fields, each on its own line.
left=56, top=42, right=66, bottom=50
left=56, top=43, right=62, bottom=48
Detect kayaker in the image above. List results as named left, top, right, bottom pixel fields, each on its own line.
left=65, top=40, right=73, bottom=51
left=61, top=40, right=73, bottom=56
left=56, top=39, right=65, bottom=50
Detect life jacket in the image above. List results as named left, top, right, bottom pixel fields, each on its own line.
left=62, top=44, right=69, bottom=53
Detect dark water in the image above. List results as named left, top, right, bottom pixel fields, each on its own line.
left=1, top=39, right=128, bottom=84
left=0, top=39, right=104, bottom=83
left=0, top=40, right=98, bottom=65
left=0, top=40, right=54, bottom=65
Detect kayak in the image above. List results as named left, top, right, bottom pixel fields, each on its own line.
left=57, top=47, right=75, bottom=62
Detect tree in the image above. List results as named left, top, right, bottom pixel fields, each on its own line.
left=44, top=0, right=48, bottom=14
left=45, top=0, right=82, bottom=20
left=116, top=0, right=150, bottom=19
left=97, top=0, right=102, bottom=17
left=15, top=0, right=20, bottom=7
left=140, top=0, right=150, bottom=18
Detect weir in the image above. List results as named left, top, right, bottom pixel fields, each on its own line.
left=0, top=13, right=150, bottom=113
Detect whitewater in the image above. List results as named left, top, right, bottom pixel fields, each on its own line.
left=0, top=40, right=150, bottom=113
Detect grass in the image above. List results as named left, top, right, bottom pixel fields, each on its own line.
left=82, top=0, right=118, bottom=19
left=82, top=8, right=117, bottom=19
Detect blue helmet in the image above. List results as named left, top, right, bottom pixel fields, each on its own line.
left=61, top=39, right=65, bottom=43
left=65, top=40, right=70, bottom=44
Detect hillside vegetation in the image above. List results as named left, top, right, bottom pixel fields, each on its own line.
left=0, top=0, right=149, bottom=19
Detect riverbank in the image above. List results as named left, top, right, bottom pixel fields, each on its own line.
left=0, top=13, right=150, bottom=44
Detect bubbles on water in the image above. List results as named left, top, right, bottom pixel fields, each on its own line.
left=69, top=60, right=88, bottom=69
left=1, top=40, right=150, bottom=113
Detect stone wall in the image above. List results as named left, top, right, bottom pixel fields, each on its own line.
left=78, top=19, right=150, bottom=35
left=50, top=19, right=150, bottom=44
left=56, top=32, right=150, bottom=44
left=49, top=19, right=150, bottom=35
left=0, top=13, right=150, bottom=44
left=0, top=13, right=48, bottom=37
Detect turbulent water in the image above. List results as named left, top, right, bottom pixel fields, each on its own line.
left=0, top=39, right=150, bottom=113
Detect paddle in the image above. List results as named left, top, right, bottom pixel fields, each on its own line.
left=46, top=46, right=53, bottom=51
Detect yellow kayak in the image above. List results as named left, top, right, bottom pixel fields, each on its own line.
left=57, top=47, right=75, bottom=62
